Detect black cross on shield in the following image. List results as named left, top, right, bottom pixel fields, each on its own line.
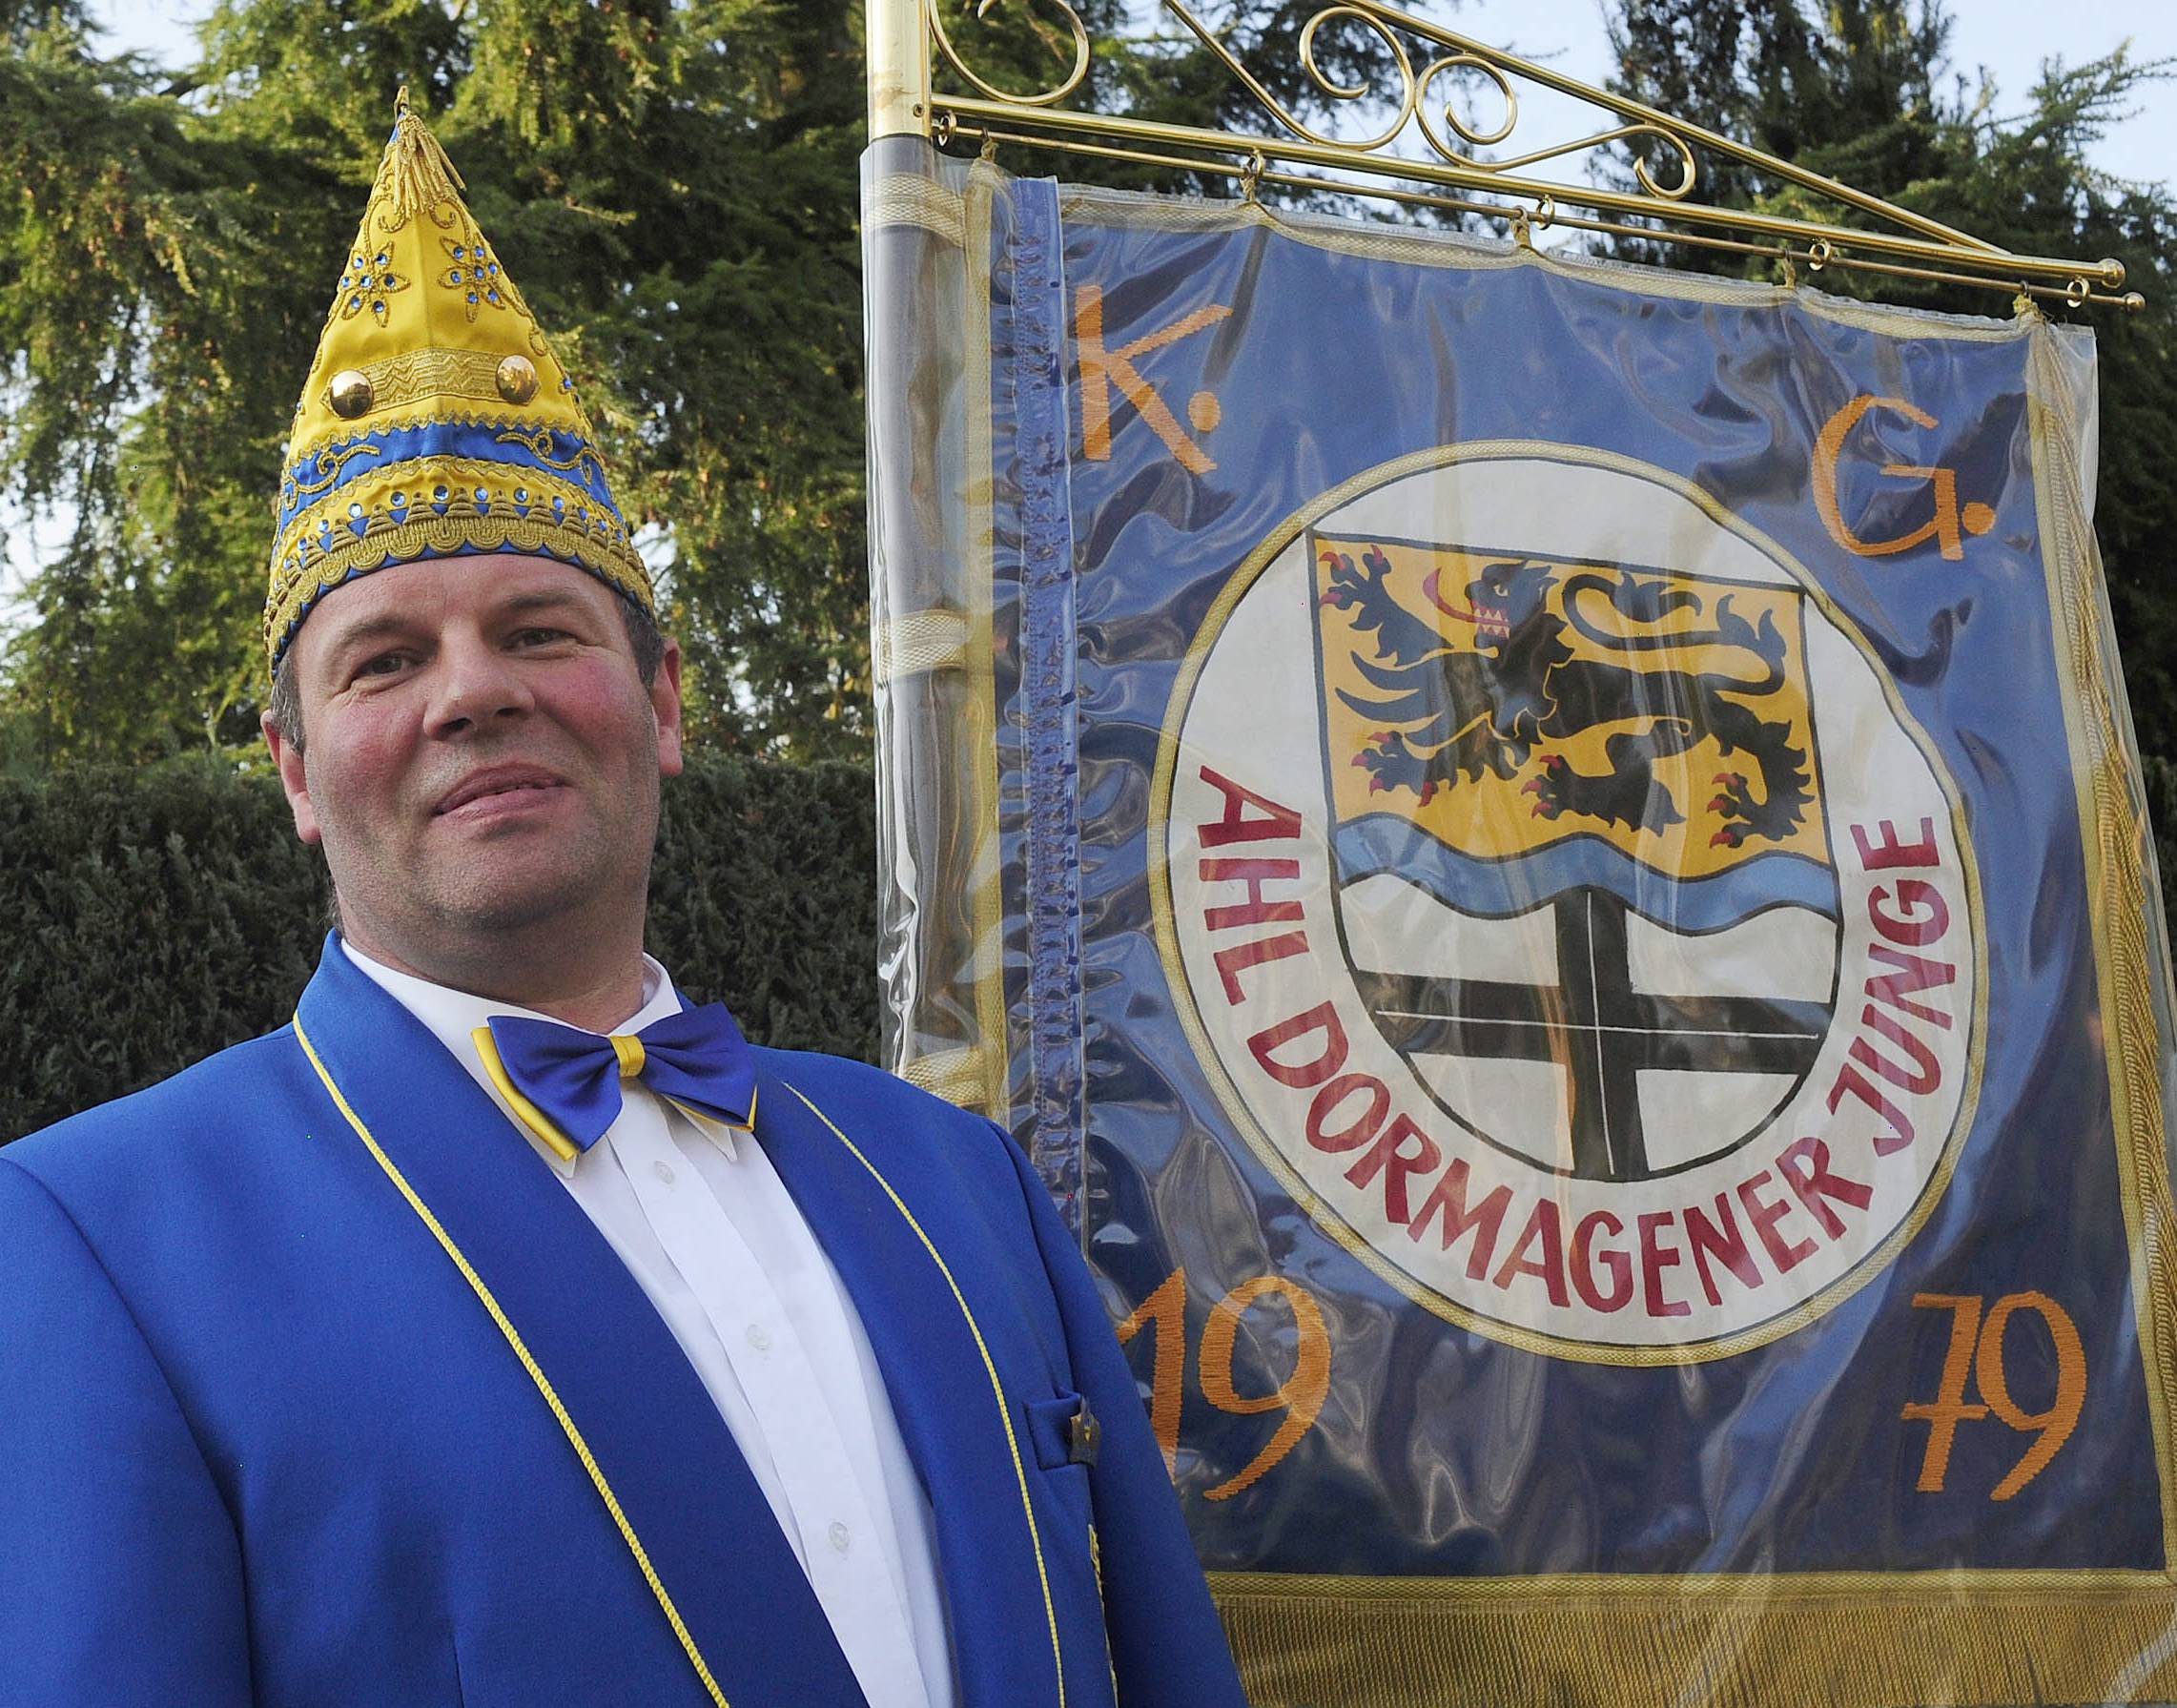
left=1354, top=888, right=1829, bottom=1183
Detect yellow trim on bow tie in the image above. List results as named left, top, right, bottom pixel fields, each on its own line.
left=609, top=1033, right=646, bottom=1078
left=659, top=1085, right=758, bottom=1163
left=667, top=1083, right=759, bottom=1135
left=471, top=1024, right=581, bottom=1163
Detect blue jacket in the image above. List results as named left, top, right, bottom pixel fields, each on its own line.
left=0, top=939, right=1246, bottom=1708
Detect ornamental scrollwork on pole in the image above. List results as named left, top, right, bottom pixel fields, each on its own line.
left=928, top=1, right=1704, bottom=206
left=916, top=0, right=2135, bottom=306
left=928, top=0, right=1090, bottom=107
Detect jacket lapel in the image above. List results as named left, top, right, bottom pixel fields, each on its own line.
left=293, top=940, right=866, bottom=1708
left=752, top=1063, right=1069, bottom=1708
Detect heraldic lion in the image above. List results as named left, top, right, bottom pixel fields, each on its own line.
left=1320, top=545, right=1815, bottom=848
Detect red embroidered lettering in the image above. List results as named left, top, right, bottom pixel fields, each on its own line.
left=1776, top=1135, right=1873, bottom=1240
left=1685, top=1193, right=1762, bottom=1307
left=1490, top=1197, right=1570, bottom=1307
left=1246, top=1003, right=1347, bottom=1088
left=1736, top=1168, right=1815, bottom=1272
left=1199, top=857, right=1304, bottom=932
left=1407, top=1157, right=1511, bottom=1280
left=1851, top=817, right=1939, bottom=871
left=1571, top=1211, right=1633, bottom=1313
left=1197, top=767, right=1303, bottom=847
left=1344, top=1113, right=1439, bottom=1225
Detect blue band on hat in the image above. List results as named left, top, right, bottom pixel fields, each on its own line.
left=280, top=421, right=625, bottom=534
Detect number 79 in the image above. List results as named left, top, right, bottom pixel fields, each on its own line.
left=1902, top=1291, right=2086, bottom=1500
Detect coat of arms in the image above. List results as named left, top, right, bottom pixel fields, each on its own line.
left=1160, top=451, right=1977, bottom=1356
left=1312, top=534, right=1839, bottom=1183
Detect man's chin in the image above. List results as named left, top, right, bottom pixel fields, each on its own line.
left=387, top=849, right=614, bottom=939
left=432, top=874, right=598, bottom=936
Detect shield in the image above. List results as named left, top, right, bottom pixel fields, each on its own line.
left=1310, top=530, right=1841, bottom=1183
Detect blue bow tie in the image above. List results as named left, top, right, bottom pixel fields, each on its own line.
left=470, top=1003, right=758, bottom=1163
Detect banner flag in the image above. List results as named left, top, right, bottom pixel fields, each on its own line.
left=862, top=135, right=2177, bottom=1706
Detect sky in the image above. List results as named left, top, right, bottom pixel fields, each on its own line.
left=6, top=0, right=2170, bottom=615
left=82, top=0, right=2176, bottom=185
left=1455, top=0, right=2173, bottom=189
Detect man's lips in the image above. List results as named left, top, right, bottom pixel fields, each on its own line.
left=432, top=765, right=568, bottom=816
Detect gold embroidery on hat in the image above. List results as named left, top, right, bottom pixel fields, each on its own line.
left=375, top=87, right=465, bottom=236
left=441, top=231, right=517, bottom=323
left=494, top=424, right=606, bottom=484
left=340, top=348, right=508, bottom=414
left=265, top=89, right=653, bottom=671
left=335, top=246, right=412, bottom=326
left=289, top=438, right=386, bottom=498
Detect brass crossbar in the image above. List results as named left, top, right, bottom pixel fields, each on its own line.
left=869, top=0, right=2142, bottom=311
left=939, top=118, right=2144, bottom=311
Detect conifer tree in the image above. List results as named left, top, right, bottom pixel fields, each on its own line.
left=0, top=0, right=1399, bottom=766
left=1602, top=0, right=2177, bottom=753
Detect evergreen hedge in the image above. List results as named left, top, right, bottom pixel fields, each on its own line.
left=0, top=755, right=878, bottom=1142
left=8, top=751, right=2174, bottom=1144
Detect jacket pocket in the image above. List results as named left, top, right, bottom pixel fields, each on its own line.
left=1023, top=1389, right=1094, bottom=1471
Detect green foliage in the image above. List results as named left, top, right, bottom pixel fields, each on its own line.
left=1, top=1, right=1407, bottom=768
left=1603, top=0, right=2177, bottom=768
left=2, top=0, right=871, bottom=762
left=0, top=752, right=878, bottom=1142
left=646, top=751, right=880, bottom=1066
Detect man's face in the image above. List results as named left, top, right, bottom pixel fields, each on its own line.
left=264, top=553, right=682, bottom=957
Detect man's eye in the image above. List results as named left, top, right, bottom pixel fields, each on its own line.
left=512, top=627, right=570, bottom=647
left=356, top=652, right=408, bottom=679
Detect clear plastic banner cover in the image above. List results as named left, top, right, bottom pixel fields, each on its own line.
left=862, top=137, right=2177, bottom=1705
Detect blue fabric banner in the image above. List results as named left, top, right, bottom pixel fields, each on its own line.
left=863, top=140, right=2177, bottom=1705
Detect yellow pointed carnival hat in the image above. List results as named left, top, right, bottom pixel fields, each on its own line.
left=265, top=92, right=651, bottom=670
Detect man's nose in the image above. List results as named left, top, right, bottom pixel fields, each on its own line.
left=425, top=633, right=536, bottom=734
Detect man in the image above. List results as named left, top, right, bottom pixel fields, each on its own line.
left=0, top=96, right=1248, bottom=1708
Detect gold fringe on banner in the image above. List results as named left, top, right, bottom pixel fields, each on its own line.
left=2029, top=324, right=2177, bottom=1564
left=1211, top=1571, right=2177, bottom=1707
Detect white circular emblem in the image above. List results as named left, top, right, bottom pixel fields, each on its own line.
left=1156, top=447, right=1982, bottom=1361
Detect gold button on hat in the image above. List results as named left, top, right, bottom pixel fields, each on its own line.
left=264, top=88, right=651, bottom=673
left=327, top=369, right=376, bottom=419
left=495, top=354, right=540, bottom=404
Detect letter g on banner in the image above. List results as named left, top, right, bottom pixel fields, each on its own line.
left=1814, top=395, right=1999, bottom=562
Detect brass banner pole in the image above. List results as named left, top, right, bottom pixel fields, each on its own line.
left=867, top=0, right=932, bottom=141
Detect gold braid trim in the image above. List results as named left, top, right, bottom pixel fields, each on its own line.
left=282, top=407, right=590, bottom=487
left=381, top=98, right=466, bottom=228
left=264, top=511, right=651, bottom=662
left=873, top=607, right=972, bottom=685
left=867, top=173, right=967, bottom=246
left=2029, top=327, right=2177, bottom=1559
left=332, top=348, right=504, bottom=418
left=273, top=453, right=633, bottom=563
left=287, top=438, right=387, bottom=500
left=893, top=1046, right=990, bottom=1108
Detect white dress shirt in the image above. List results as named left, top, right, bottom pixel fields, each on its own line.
left=341, top=939, right=954, bottom=1708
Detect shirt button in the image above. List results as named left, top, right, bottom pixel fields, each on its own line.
left=746, top=1323, right=771, bottom=1352
left=829, top=1521, right=851, bottom=1554
left=652, top=1160, right=676, bottom=1185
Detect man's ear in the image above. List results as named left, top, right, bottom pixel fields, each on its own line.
left=262, top=712, right=323, bottom=846
left=652, top=637, right=685, bottom=780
